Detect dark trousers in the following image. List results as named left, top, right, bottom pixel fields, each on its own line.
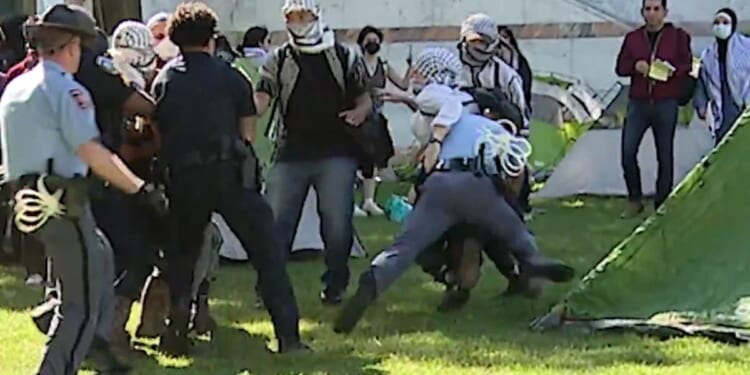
left=91, top=187, right=155, bottom=301
left=621, top=99, right=679, bottom=207
left=416, top=181, right=524, bottom=283
left=165, top=161, right=300, bottom=341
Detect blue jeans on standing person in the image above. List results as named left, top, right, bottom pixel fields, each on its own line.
left=266, top=157, right=358, bottom=296
left=621, top=99, right=679, bottom=208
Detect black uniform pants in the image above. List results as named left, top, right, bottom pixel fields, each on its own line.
left=91, top=187, right=156, bottom=301
left=165, top=161, right=300, bottom=340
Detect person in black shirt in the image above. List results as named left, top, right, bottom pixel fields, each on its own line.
left=254, top=0, right=372, bottom=306
left=152, top=2, right=307, bottom=356
left=74, top=20, right=158, bottom=359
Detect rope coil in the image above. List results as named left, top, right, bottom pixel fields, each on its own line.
left=13, top=176, right=66, bottom=234
left=475, top=119, right=532, bottom=177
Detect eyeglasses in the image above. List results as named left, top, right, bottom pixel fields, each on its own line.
left=713, top=18, right=731, bottom=25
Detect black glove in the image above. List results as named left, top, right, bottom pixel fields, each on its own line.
left=135, top=182, right=168, bottom=217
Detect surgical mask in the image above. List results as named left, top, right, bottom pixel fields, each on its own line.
left=364, top=42, right=380, bottom=55
left=154, top=38, right=179, bottom=61
left=713, top=24, right=733, bottom=40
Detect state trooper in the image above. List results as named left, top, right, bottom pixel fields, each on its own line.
left=333, top=48, right=575, bottom=333
left=430, top=13, right=534, bottom=299
left=151, top=2, right=307, bottom=355
left=0, top=4, right=167, bottom=374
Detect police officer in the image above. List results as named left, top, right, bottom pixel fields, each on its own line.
left=74, top=19, right=160, bottom=358
left=0, top=4, right=166, bottom=374
left=151, top=2, right=307, bottom=355
left=334, top=48, right=575, bottom=333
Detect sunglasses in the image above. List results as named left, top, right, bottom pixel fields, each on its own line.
left=643, top=6, right=663, bottom=12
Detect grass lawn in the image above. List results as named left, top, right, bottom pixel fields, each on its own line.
left=2, top=188, right=750, bottom=374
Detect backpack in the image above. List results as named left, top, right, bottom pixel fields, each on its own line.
left=266, top=44, right=387, bottom=165
left=264, top=43, right=351, bottom=141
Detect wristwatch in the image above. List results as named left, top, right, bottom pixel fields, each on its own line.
left=428, top=137, right=443, bottom=146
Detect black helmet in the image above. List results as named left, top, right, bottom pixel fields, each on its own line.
left=25, top=4, right=97, bottom=40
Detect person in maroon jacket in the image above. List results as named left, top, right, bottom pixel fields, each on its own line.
left=615, top=0, right=692, bottom=217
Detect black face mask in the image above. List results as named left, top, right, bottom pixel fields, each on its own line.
left=364, top=42, right=380, bottom=55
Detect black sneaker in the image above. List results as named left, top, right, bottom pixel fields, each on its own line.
left=524, top=259, right=575, bottom=283
left=320, top=289, right=344, bottom=306
left=159, top=326, right=192, bottom=357
left=85, top=337, right=132, bottom=374
left=333, top=287, right=374, bottom=334
left=277, top=337, right=312, bottom=354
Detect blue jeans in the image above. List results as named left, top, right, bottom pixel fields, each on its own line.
left=266, top=157, right=358, bottom=294
left=621, top=99, right=679, bottom=207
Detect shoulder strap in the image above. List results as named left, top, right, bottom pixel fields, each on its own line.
left=334, top=43, right=350, bottom=82
left=494, top=60, right=501, bottom=89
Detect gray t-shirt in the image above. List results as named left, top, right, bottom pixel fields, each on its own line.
left=1, top=60, right=100, bottom=179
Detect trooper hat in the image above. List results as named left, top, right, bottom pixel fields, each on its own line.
left=25, top=4, right=97, bottom=46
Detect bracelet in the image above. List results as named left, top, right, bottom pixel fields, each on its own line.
left=428, top=138, right=443, bottom=146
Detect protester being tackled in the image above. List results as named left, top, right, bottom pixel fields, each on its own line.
left=333, top=47, right=575, bottom=334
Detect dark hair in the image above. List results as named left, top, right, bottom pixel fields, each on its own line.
left=357, top=25, right=383, bottom=46
left=241, top=26, right=269, bottom=49
left=214, top=34, right=238, bottom=62
left=497, top=26, right=520, bottom=50
left=642, top=0, right=667, bottom=8
left=716, top=7, right=738, bottom=32
left=167, top=2, right=218, bottom=49
left=1, top=15, right=30, bottom=61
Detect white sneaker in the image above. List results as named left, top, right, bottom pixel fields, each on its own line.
left=362, top=200, right=385, bottom=216
left=354, top=205, right=368, bottom=217
left=25, top=274, right=44, bottom=286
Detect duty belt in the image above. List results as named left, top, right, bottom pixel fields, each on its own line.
left=168, top=150, right=237, bottom=173
left=434, top=158, right=483, bottom=173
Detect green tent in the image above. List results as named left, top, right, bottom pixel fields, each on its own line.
left=532, top=109, right=750, bottom=343
left=527, top=88, right=591, bottom=172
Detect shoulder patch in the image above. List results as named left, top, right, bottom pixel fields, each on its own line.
left=69, top=88, right=91, bottom=110
left=96, top=56, right=119, bottom=75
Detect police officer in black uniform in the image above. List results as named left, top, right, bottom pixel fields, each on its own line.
left=151, top=2, right=308, bottom=355
left=74, top=22, right=161, bottom=358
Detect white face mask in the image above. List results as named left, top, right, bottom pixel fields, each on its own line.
left=154, top=38, right=179, bottom=61
left=713, top=24, right=733, bottom=40
left=287, top=21, right=317, bottom=38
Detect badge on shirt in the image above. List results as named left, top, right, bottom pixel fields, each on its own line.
left=96, top=56, right=119, bottom=75
left=69, top=89, right=91, bottom=110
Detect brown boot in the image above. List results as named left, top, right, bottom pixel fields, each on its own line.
left=108, top=296, right=136, bottom=359
left=136, top=275, right=170, bottom=338
left=620, top=201, right=644, bottom=219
